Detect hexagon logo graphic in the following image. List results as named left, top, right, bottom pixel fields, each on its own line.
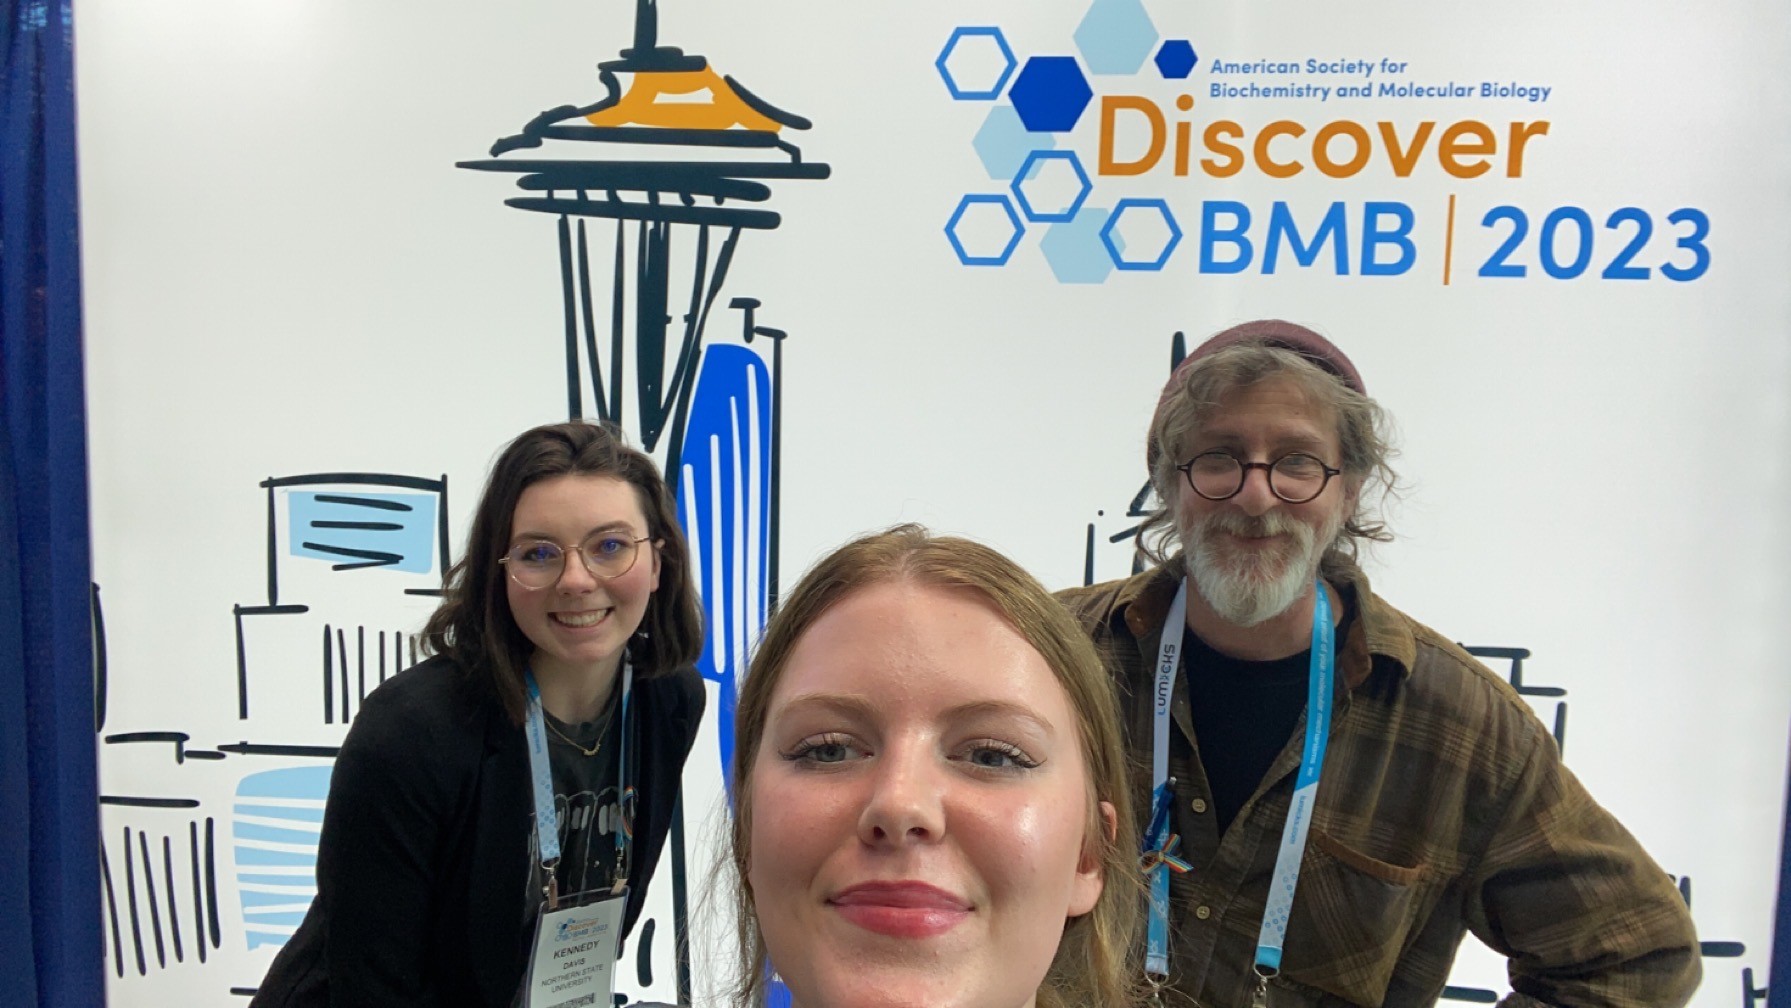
left=1100, top=199, right=1182, bottom=271
left=945, top=194, right=1026, bottom=266
left=1073, top=0, right=1159, bottom=76
left=1041, top=207, right=1119, bottom=284
left=936, top=27, right=1018, bottom=100
left=1011, top=151, right=1093, bottom=223
left=974, top=105, right=1056, bottom=180
left=1155, top=39, right=1198, bottom=79
left=1009, top=56, right=1094, bottom=133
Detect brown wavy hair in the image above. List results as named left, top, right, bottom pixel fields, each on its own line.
left=420, top=421, right=702, bottom=724
left=728, top=524, right=1144, bottom=1008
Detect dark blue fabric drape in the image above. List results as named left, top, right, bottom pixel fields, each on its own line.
left=1772, top=736, right=1791, bottom=1008
left=1, top=1, right=102, bottom=1006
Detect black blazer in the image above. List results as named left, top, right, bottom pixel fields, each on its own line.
left=251, top=654, right=705, bottom=1007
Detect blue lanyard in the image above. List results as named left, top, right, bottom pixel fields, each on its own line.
left=523, top=661, right=635, bottom=906
left=1142, top=578, right=1335, bottom=984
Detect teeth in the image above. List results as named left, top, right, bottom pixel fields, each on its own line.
left=553, top=610, right=608, bottom=628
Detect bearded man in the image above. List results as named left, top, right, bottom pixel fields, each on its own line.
left=1058, top=321, right=1699, bottom=1008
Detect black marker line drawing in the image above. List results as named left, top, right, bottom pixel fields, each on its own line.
left=636, top=917, right=657, bottom=988
left=1083, top=332, right=1186, bottom=587
left=165, top=834, right=184, bottom=963
left=215, top=743, right=342, bottom=759
left=140, top=829, right=167, bottom=967
left=1679, top=876, right=1749, bottom=959
left=1741, top=966, right=1766, bottom=1007
left=205, top=815, right=221, bottom=950
left=93, top=580, right=108, bottom=731
left=1461, top=646, right=1567, bottom=754
left=104, top=732, right=192, bottom=763
left=123, top=826, right=144, bottom=976
left=235, top=472, right=447, bottom=724
left=99, top=0, right=828, bottom=998
left=462, top=3, right=829, bottom=1003
left=103, top=814, right=224, bottom=979
left=101, top=843, right=123, bottom=978
left=190, top=821, right=208, bottom=964
left=102, top=796, right=202, bottom=809
left=1673, top=875, right=1768, bottom=1007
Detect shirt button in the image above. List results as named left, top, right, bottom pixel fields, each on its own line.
left=1195, top=905, right=1212, bottom=920
left=1191, top=798, right=1209, bottom=814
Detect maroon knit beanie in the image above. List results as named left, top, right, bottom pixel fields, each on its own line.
left=1147, top=319, right=1364, bottom=472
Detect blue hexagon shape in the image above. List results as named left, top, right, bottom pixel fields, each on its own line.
left=936, top=27, right=1017, bottom=100
left=945, top=194, right=1025, bottom=266
left=1155, top=39, right=1197, bottom=79
left=1040, top=207, right=1119, bottom=284
left=1073, top=0, right=1159, bottom=76
left=1100, top=199, right=1182, bottom=271
left=1011, top=150, right=1092, bottom=223
left=1008, top=56, right=1093, bottom=133
left=973, top=105, right=1056, bottom=180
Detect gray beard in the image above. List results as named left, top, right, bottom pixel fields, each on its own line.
left=1183, top=509, right=1338, bottom=627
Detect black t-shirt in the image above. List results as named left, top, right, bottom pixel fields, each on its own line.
left=1185, top=601, right=1356, bottom=834
left=523, top=689, right=624, bottom=913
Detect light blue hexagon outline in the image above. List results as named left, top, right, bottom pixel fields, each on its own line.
left=1099, top=198, right=1182, bottom=271
left=945, top=194, right=1025, bottom=266
left=935, top=27, right=1018, bottom=101
left=1010, top=150, right=1092, bottom=223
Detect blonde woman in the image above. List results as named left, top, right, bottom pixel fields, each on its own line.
left=728, top=525, right=1142, bottom=1008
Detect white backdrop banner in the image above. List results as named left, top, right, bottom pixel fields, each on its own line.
left=76, top=0, right=1791, bottom=1005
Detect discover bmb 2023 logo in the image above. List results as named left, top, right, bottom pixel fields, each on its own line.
left=935, top=0, right=1711, bottom=288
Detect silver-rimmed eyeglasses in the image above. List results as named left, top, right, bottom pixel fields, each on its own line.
left=1176, top=451, right=1342, bottom=504
left=499, top=532, right=653, bottom=590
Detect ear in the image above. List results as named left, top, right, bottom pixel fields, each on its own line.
left=648, top=538, right=663, bottom=592
left=1068, top=800, right=1117, bottom=918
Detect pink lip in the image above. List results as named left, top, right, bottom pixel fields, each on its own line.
left=828, top=882, right=972, bottom=939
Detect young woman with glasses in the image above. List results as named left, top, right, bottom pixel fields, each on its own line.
left=253, top=421, right=705, bottom=1007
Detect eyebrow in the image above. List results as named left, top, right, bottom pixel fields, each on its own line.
left=771, top=693, right=1057, bottom=735
left=508, top=520, right=641, bottom=545
left=772, top=693, right=879, bottom=722
left=945, top=699, right=1057, bottom=735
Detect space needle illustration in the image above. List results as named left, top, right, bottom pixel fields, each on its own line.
left=460, top=1, right=827, bottom=999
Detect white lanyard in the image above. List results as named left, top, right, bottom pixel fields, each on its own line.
left=523, top=660, right=635, bottom=908
left=1141, top=578, right=1336, bottom=992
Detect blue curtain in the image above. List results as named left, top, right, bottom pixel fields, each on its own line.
left=1, top=0, right=103, bottom=1006
left=1773, top=735, right=1791, bottom=1008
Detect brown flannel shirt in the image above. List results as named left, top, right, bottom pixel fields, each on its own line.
left=1057, top=561, right=1699, bottom=1008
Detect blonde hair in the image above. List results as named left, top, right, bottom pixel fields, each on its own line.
left=729, top=525, right=1143, bottom=1008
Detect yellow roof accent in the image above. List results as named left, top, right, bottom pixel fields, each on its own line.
left=586, top=67, right=782, bottom=132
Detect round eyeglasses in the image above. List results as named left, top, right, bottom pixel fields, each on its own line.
left=499, top=532, right=653, bottom=590
left=1176, top=451, right=1342, bottom=504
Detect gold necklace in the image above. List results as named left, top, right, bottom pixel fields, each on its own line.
left=544, top=717, right=603, bottom=758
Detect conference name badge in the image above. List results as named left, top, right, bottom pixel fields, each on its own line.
left=523, top=887, right=626, bottom=1008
